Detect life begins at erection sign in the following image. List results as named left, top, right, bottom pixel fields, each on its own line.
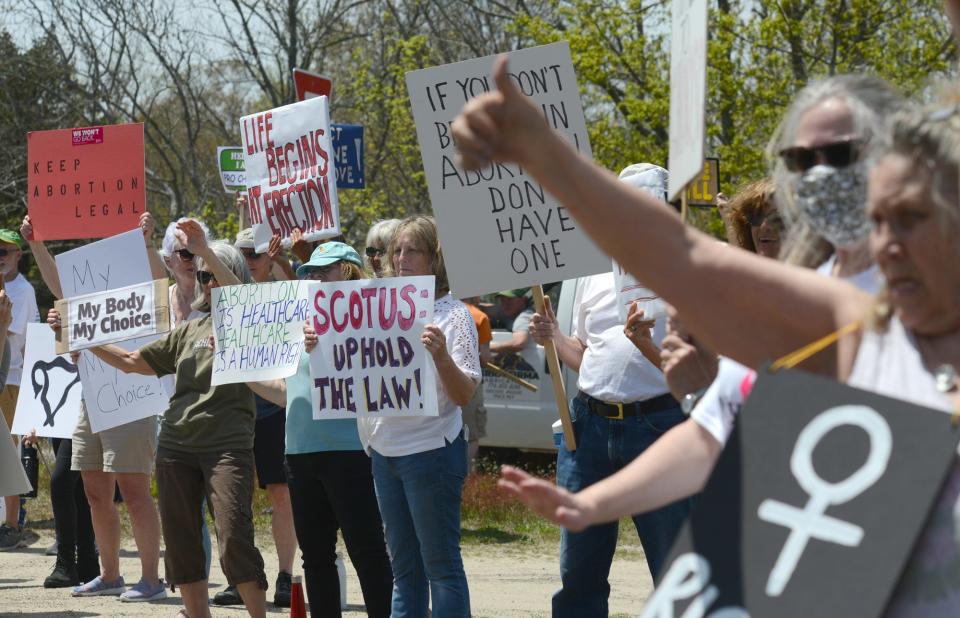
left=240, top=96, right=341, bottom=254
left=642, top=369, right=960, bottom=618
left=27, top=123, right=145, bottom=240
left=406, top=42, right=610, bottom=298
left=211, top=281, right=308, bottom=385
left=308, top=276, right=438, bottom=419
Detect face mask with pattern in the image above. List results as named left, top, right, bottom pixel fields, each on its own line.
left=793, top=163, right=870, bottom=248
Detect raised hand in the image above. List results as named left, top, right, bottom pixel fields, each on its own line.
left=175, top=219, right=209, bottom=256
left=451, top=55, right=551, bottom=171
left=139, top=212, right=156, bottom=241
left=19, top=215, right=34, bottom=242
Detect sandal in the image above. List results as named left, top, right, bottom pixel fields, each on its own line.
left=176, top=609, right=188, bottom=618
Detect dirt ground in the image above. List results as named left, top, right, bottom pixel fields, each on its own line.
left=0, top=528, right=652, bottom=617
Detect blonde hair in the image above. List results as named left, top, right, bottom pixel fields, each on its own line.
left=386, top=215, right=450, bottom=296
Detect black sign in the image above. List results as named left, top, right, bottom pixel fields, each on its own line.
left=642, top=368, right=960, bottom=618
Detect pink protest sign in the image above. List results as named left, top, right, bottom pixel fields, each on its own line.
left=27, top=123, right=145, bottom=240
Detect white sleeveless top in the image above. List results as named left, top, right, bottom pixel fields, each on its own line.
left=848, top=318, right=960, bottom=618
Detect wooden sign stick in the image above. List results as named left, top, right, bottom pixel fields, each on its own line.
left=532, top=284, right=576, bottom=451
left=681, top=187, right=690, bottom=224
left=484, top=361, right=539, bottom=392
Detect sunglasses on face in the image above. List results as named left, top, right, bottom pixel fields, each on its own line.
left=365, top=247, right=385, bottom=258
left=0, top=248, right=18, bottom=258
left=241, top=250, right=266, bottom=260
left=746, top=211, right=784, bottom=229
left=196, top=270, right=217, bottom=286
left=174, top=248, right=195, bottom=262
left=778, top=139, right=862, bottom=173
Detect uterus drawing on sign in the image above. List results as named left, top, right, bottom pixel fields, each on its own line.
left=31, top=357, right=81, bottom=428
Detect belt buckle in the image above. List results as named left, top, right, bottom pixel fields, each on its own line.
left=604, top=401, right=624, bottom=420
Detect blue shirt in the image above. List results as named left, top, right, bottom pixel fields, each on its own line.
left=285, top=353, right=364, bottom=454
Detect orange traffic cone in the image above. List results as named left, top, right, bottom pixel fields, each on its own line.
left=290, top=575, right=306, bottom=618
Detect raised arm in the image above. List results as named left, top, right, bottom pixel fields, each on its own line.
left=140, top=212, right=167, bottom=281
left=451, top=56, right=871, bottom=375
left=47, top=308, right=155, bottom=375
left=21, top=216, right=62, bottom=300
left=176, top=220, right=241, bottom=286
left=268, top=234, right=296, bottom=281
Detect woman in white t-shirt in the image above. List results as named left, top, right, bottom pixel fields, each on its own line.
left=306, top=216, right=480, bottom=618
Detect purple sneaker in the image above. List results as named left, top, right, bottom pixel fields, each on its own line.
left=72, top=575, right=125, bottom=597
left=120, top=578, right=167, bottom=602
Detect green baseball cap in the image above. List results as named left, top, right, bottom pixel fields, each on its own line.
left=0, top=230, right=23, bottom=248
left=496, top=288, right=530, bottom=299
left=296, top=242, right=363, bottom=278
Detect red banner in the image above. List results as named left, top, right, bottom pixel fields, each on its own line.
left=27, top=123, right=145, bottom=240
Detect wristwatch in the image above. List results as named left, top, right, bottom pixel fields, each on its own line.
left=681, top=388, right=707, bottom=415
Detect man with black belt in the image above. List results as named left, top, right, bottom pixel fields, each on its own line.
left=529, top=164, right=691, bottom=617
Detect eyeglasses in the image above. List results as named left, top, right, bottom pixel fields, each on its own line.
left=365, top=247, right=385, bottom=258
left=241, top=250, right=265, bottom=260
left=174, top=249, right=195, bottom=262
left=778, top=139, right=862, bottom=173
left=746, top=210, right=784, bottom=229
left=196, top=270, right=217, bottom=286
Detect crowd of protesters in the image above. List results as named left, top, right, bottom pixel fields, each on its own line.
left=3, top=3, right=960, bottom=617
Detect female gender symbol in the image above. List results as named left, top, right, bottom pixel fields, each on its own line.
left=758, top=405, right=892, bottom=597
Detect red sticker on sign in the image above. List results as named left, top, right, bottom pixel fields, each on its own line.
left=71, top=127, right=104, bottom=146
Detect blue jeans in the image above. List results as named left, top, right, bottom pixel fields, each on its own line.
left=371, top=433, right=470, bottom=618
left=552, top=395, right=692, bottom=618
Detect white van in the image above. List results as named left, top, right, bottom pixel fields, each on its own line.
left=479, top=279, right=580, bottom=451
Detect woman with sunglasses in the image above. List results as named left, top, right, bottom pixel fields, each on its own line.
left=159, top=218, right=212, bottom=327
left=363, top=219, right=401, bottom=278
left=247, top=241, right=394, bottom=618
left=454, top=59, right=960, bottom=613
left=207, top=228, right=298, bottom=609
left=60, top=228, right=270, bottom=618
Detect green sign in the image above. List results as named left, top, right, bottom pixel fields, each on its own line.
left=217, top=146, right=246, bottom=193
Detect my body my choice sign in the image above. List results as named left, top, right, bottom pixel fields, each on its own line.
left=406, top=42, right=610, bottom=298
left=642, top=369, right=960, bottom=618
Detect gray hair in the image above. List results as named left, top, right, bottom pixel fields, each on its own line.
left=769, top=75, right=904, bottom=267
left=365, top=219, right=401, bottom=250
left=160, top=217, right=212, bottom=259
left=191, top=241, right=252, bottom=313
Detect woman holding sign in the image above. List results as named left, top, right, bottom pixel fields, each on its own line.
left=60, top=230, right=270, bottom=618
left=306, top=217, right=480, bottom=618
left=454, top=58, right=960, bottom=614
left=249, top=241, right=394, bottom=618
